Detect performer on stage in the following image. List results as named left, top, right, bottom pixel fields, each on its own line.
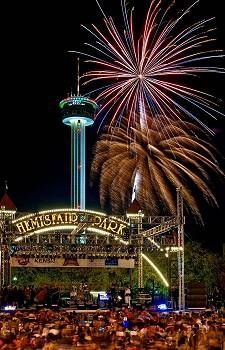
left=124, top=286, right=131, bottom=306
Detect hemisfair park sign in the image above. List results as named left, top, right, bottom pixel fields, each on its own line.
left=13, top=209, right=129, bottom=237
left=11, top=209, right=133, bottom=268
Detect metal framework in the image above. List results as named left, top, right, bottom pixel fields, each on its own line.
left=0, top=189, right=185, bottom=310
left=176, top=187, right=185, bottom=310
left=137, top=211, right=144, bottom=289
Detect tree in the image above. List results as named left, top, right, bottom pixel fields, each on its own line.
left=184, top=240, right=224, bottom=294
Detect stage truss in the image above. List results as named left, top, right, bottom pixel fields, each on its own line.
left=0, top=189, right=185, bottom=310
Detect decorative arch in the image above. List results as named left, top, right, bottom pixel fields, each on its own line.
left=12, top=208, right=169, bottom=287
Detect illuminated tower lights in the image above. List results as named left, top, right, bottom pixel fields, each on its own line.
left=59, top=95, right=98, bottom=209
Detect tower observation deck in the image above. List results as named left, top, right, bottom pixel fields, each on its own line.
left=59, top=95, right=98, bottom=209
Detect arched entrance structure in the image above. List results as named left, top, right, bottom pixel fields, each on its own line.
left=11, top=209, right=169, bottom=285
left=0, top=188, right=185, bottom=309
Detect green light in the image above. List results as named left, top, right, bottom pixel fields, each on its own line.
left=59, top=96, right=98, bottom=110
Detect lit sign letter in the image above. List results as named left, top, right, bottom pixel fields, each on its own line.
left=51, top=214, right=57, bottom=225
left=107, top=220, right=118, bottom=233
left=23, top=220, right=33, bottom=232
left=30, top=217, right=41, bottom=230
left=69, top=213, right=78, bottom=224
left=44, top=215, right=52, bottom=226
left=16, top=222, right=26, bottom=234
left=117, top=223, right=127, bottom=235
left=98, top=218, right=108, bottom=230
left=56, top=214, right=64, bottom=224
left=64, top=213, right=69, bottom=223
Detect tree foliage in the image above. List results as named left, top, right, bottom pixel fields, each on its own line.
left=184, top=240, right=225, bottom=293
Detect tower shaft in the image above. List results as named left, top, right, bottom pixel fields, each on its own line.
left=71, top=120, right=86, bottom=209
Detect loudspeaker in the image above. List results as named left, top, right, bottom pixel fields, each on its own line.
left=186, top=282, right=207, bottom=308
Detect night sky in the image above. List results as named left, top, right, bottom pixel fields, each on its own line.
left=1, top=0, right=224, bottom=252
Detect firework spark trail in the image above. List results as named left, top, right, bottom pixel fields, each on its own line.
left=69, top=0, right=224, bottom=133
left=91, top=117, right=224, bottom=219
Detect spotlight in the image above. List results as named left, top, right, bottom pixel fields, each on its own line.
left=157, top=303, right=167, bottom=311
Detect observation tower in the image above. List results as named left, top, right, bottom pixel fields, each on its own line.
left=59, top=61, right=98, bottom=209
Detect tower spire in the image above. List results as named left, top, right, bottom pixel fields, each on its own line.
left=77, top=57, right=80, bottom=96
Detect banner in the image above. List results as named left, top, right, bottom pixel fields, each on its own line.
left=10, top=257, right=134, bottom=268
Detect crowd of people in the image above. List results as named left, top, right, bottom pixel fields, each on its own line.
left=0, top=305, right=224, bottom=349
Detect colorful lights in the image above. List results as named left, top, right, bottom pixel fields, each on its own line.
left=76, top=0, right=224, bottom=134
left=59, top=96, right=98, bottom=110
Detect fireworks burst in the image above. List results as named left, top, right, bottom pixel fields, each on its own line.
left=91, top=116, right=224, bottom=219
left=70, top=0, right=224, bottom=133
